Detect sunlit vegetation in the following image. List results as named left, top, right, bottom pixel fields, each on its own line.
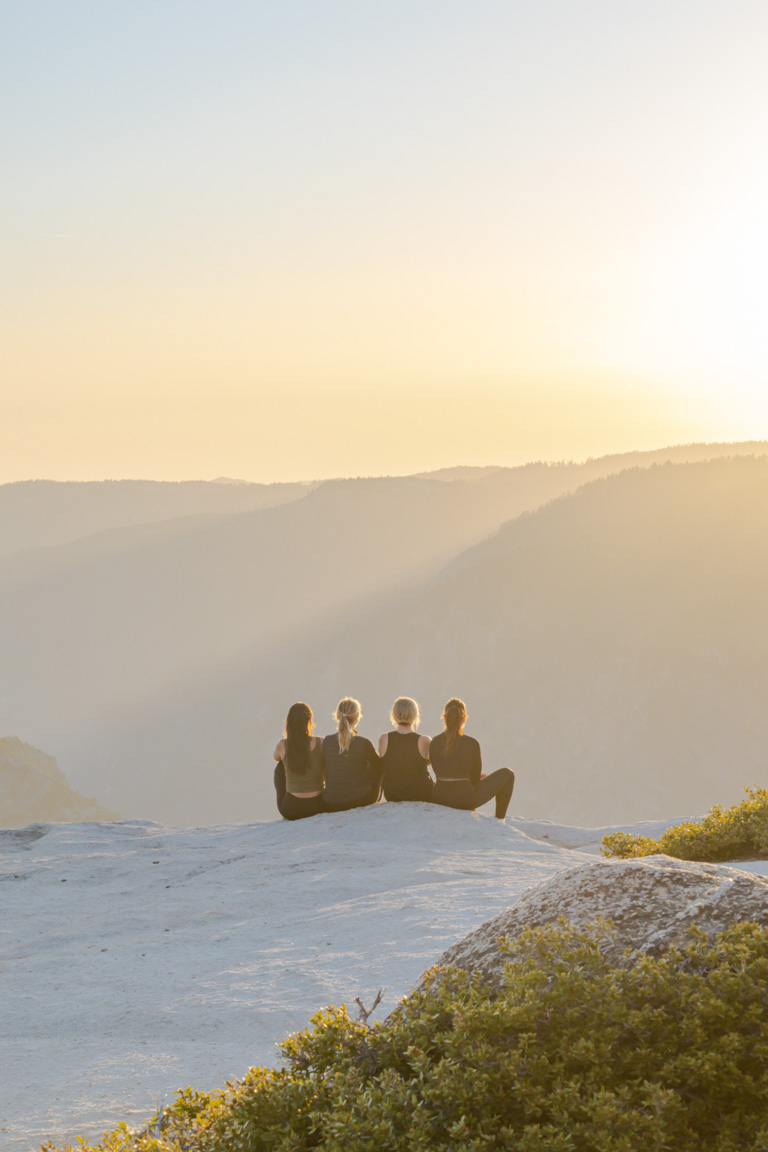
left=42, top=920, right=768, bottom=1151
left=602, top=786, right=768, bottom=862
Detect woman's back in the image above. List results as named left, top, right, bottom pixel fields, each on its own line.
left=273, top=702, right=325, bottom=822
left=429, top=731, right=482, bottom=783
left=283, top=739, right=325, bottom=795
left=322, top=733, right=380, bottom=808
left=381, top=730, right=433, bottom=802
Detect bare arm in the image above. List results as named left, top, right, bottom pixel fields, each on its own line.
left=378, top=732, right=389, bottom=757
left=418, top=734, right=431, bottom=761
left=274, top=739, right=285, bottom=763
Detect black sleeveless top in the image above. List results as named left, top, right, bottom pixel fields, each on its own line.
left=381, top=731, right=433, bottom=802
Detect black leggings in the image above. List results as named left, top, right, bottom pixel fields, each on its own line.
left=273, top=764, right=325, bottom=821
left=384, top=778, right=434, bottom=803
left=432, top=768, right=515, bottom=820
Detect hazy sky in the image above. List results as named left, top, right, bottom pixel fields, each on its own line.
left=2, top=1, right=767, bottom=482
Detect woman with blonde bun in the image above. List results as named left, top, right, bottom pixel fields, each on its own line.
left=321, top=697, right=382, bottom=812
left=378, top=696, right=433, bottom=803
left=273, top=702, right=325, bottom=821
left=430, top=698, right=515, bottom=820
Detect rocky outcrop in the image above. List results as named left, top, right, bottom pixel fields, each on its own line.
left=0, top=736, right=119, bottom=827
left=429, top=856, right=768, bottom=987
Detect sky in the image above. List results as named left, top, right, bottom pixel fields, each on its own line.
left=2, top=0, right=767, bottom=482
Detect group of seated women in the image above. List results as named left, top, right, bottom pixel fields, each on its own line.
left=273, top=695, right=515, bottom=822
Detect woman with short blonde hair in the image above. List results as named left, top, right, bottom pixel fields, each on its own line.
left=390, top=696, right=420, bottom=728
left=321, top=697, right=382, bottom=812
left=378, top=696, right=433, bottom=804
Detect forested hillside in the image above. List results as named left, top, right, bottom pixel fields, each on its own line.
left=68, top=452, right=768, bottom=825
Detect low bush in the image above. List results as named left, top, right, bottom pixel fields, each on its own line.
left=44, top=919, right=768, bottom=1151
left=601, top=785, right=768, bottom=861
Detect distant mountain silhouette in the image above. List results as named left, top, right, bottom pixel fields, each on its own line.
left=0, top=478, right=311, bottom=557
left=2, top=442, right=763, bottom=558
left=60, top=450, right=768, bottom=826
left=0, top=736, right=118, bottom=827
left=2, top=469, right=622, bottom=755
left=6, top=448, right=730, bottom=756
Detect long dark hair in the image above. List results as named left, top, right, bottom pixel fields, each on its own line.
left=284, top=702, right=313, bottom=775
left=442, top=697, right=467, bottom=757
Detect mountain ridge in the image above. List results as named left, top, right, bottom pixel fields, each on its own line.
left=69, top=453, right=768, bottom=826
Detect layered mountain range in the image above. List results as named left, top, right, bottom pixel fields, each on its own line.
left=1, top=440, right=766, bottom=826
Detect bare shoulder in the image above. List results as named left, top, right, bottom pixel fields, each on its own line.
left=418, top=734, right=431, bottom=759
left=378, top=732, right=389, bottom=756
left=274, top=739, right=286, bottom=762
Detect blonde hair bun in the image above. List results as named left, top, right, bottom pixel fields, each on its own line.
left=390, top=696, right=420, bottom=728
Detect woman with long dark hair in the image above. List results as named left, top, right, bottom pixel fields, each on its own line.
left=273, top=702, right=325, bottom=820
left=430, top=698, right=514, bottom=819
left=379, top=696, right=433, bottom=803
left=322, top=697, right=382, bottom=812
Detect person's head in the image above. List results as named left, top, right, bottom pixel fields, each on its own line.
left=442, top=697, right=467, bottom=755
left=284, top=702, right=313, bottom=773
left=390, top=696, right=420, bottom=730
left=285, top=701, right=313, bottom=740
left=335, top=697, right=361, bottom=753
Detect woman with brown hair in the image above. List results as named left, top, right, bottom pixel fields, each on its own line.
left=273, top=702, right=326, bottom=820
left=429, top=698, right=514, bottom=820
left=378, top=696, right=433, bottom=803
left=321, top=697, right=382, bottom=812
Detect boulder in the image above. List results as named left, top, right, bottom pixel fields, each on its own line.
left=429, top=855, right=768, bottom=987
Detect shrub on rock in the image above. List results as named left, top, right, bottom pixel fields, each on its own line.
left=602, top=786, right=768, bottom=861
left=44, top=919, right=768, bottom=1151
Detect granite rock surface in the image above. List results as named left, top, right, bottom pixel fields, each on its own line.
left=428, top=855, right=768, bottom=987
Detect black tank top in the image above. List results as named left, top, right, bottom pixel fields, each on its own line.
left=381, top=731, right=432, bottom=799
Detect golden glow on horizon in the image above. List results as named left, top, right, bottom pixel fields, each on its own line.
left=0, top=370, right=716, bottom=485
left=2, top=235, right=763, bottom=483
left=0, top=252, right=720, bottom=483
left=3, top=3, right=767, bottom=482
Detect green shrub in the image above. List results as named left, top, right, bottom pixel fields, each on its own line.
left=43, top=919, right=768, bottom=1152
left=602, top=785, right=768, bottom=861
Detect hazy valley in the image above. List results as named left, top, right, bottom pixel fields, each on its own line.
left=1, top=440, right=766, bottom=827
